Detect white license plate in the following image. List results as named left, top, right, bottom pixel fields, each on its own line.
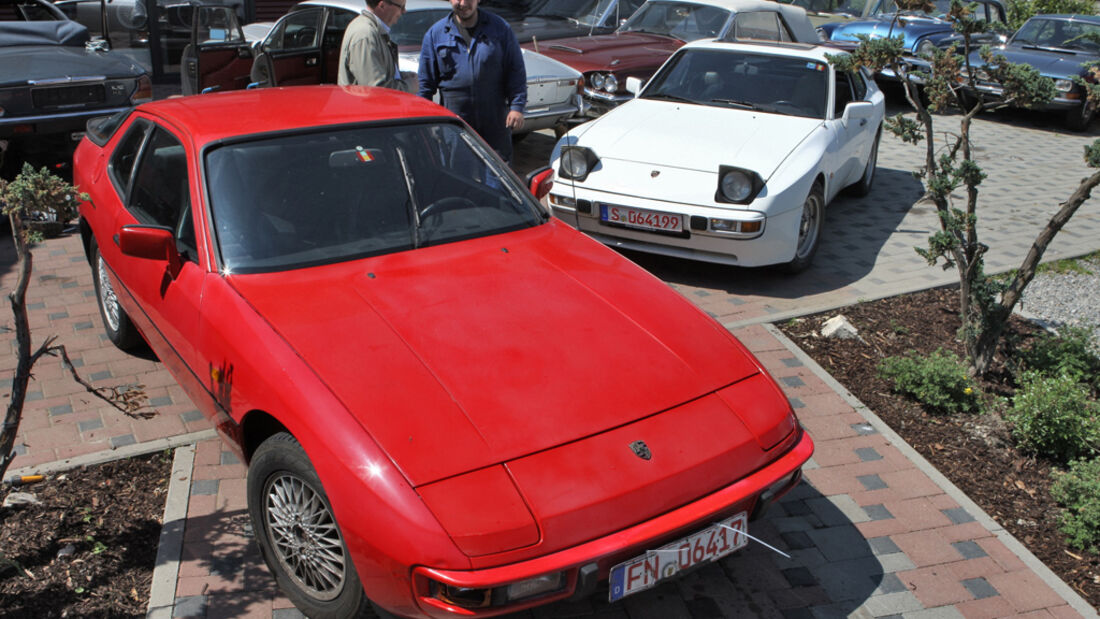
left=609, top=512, right=748, bottom=602
left=600, top=204, right=683, bottom=232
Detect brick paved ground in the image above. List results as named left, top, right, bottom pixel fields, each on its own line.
left=3, top=107, right=1099, bottom=618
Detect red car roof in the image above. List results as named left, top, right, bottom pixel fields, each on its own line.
left=140, top=85, right=457, bottom=145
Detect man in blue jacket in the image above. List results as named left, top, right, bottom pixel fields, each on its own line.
left=418, top=0, right=527, bottom=162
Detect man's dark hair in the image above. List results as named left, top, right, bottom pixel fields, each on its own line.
left=366, top=0, right=383, bottom=7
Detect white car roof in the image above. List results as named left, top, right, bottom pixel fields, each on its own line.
left=296, top=0, right=449, bottom=14
left=680, top=38, right=840, bottom=63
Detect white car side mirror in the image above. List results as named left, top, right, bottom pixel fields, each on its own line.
left=626, top=76, right=644, bottom=96
left=843, top=100, right=875, bottom=122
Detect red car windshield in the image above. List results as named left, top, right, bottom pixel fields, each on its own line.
left=620, top=1, right=729, bottom=41
left=205, top=121, right=544, bottom=273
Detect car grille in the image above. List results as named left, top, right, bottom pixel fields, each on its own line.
left=32, top=84, right=107, bottom=109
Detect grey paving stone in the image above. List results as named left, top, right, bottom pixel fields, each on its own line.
left=802, top=456, right=820, bottom=470
left=109, top=434, right=136, bottom=448
left=173, top=595, right=206, bottom=617
left=868, top=536, right=901, bottom=556
left=855, top=447, right=883, bottom=461
left=74, top=321, right=94, bottom=331
left=780, top=376, right=806, bottom=388
left=48, top=312, right=69, bottom=320
left=781, top=566, right=816, bottom=587
left=805, top=526, right=874, bottom=562
left=864, top=504, right=894, bottom=521
left=950, top=540, right=987, bottom=560
left=23, top=391, right=41, bottom=401
left=180, top=410, right=204, bottom=423
left=12, top=444, right=26, bottom=456
left=271, top=609, right=305, bottom=619
left=781, top=531, right=815, bottom=550
left=780, top=499, right=813, bottom=517
left=149, top=396, right=173, bottom=407
left=960, top=577, right=999, bottom=600
left=874, top=573, right=907, bottom=595
left=49, top=404, right=73, bottom=416
left=877, top=552, right=917, bottom=574
left=772, top=516, right=817, bottom=533
left=776, top=547, right=828, bottom=570
left=78, top=419, right=103, bottom=433
left=220, top=451, right=241, bottom=465
left=89, top=370, right=112, bottom=381
left=789, top=397, right=805, bottom=409
left=807, top=495, right=870, bottom=525
left=857, top=474, right=888, bottom=491
left=941, top=507, right=975, bottom=524
left=811, top=556, right=883, bottom=602
left=191, top=479, right=219, bottom=496
left=781, top=357, right=803, bottom=367
left=859, top=591, right=923, bottom=617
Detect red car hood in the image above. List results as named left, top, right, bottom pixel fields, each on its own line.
left=527, top=32, right=684, bottom=75
left=229, top=222, right=759, bottom=486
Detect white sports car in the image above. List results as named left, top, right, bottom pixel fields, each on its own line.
left=548, top=39, right=885, bottom=272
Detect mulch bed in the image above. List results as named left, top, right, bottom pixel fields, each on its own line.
left=777, top=286, right=1100, bottom=610
left=0, top=451, right=172, bottom=618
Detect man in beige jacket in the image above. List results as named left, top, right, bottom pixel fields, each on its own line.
left=337, top=0, right=415, bottom=91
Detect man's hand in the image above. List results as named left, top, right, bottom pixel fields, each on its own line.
left=506, top=110, right=525, bottom=131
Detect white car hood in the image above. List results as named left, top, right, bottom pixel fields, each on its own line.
left=573, top=99, right=823, bottom=181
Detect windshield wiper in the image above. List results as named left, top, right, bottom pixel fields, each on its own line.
left=644, top=92, right=696, bottom=104
left=394, top=146, right=421, bottom=248
left=710, top=98, right=757, bottom=110
left=1022, top=43, right=1076, bottom=54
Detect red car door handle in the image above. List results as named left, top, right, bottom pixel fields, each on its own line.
left=305, top=57, right=318, bottom=66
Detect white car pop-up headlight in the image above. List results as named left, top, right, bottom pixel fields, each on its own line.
left=559, top=146, right=599, bottom=182
left=716, top=166, right=764, bottom=204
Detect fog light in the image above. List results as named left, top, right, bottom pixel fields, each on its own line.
left=436, top=584, right=492, bottom=609
left=505, top=572, right=565, bottom=602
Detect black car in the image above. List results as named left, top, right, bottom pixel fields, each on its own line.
left=0, top=0, right=150, bottom=175
left=963, top=14, right=1100, bottom=130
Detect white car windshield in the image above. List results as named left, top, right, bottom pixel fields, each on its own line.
left=206, top=121, right=544, bottom=273
left=620, top=1, right=729, bottom=41
left=643, top=48, right=828, bottom=118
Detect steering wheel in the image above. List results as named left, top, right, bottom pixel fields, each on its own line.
left=419, top=196, right=477, bottom=225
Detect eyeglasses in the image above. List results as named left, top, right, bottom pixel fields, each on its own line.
left=384, top=0, right=406, bottom=12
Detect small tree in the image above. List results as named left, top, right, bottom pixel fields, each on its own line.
left=831, top=0, right=1100, bottom=377
left=1, top=164, right=152, bottom=485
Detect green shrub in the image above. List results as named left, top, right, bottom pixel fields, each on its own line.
left=1014, top=326, right=1100, bottom=392
left=1051, top=457, right=1100, bottom=554
left=877, top=348, right=980, bottom=414
left=1006, top=371, right=1100, bottom=463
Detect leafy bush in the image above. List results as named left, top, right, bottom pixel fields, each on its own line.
left=1051, top=457, right=1100, bottom=554
left=1006, top=371, right=1100, bottom=463
left=877, top=348, right=980, bottom=414
left=1014, top=326, right=1100, bottom=393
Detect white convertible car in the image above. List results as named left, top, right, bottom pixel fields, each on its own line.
left=548, top=39, right=885, bottom=272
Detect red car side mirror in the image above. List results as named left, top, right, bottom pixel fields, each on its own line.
left=527, top=166, right=554, bottom=202
left=119, top=225, right=182, bottom=278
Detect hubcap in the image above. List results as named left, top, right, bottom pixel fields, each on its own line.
left=97, top=255, right=121, bottom=332
left=264, top=473, right=347, bottom=601
left=795, top=192, right=822, bottom=260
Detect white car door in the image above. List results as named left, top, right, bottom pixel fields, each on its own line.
left=827, top=67, right=874, bottom=194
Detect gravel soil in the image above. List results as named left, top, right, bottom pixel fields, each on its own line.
left=0, top=451, right=172, bottom=618
left=778, top=286, right=1100, bottom=610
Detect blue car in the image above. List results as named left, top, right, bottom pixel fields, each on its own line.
left=962, top=14, right=1100, bottom=130
left=820, top=0, right=1007, bottom=81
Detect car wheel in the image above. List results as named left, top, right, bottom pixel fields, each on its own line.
left=780, top=181, right=824, bottom=274
left=1065, top=101, right=1095, bottom=132
left=92, top=239, right=143, bottom=350
left=846, top=128, right=880, bottom=197
left=250, top=54, right=275, bottom=88
left=247, top=433, right=377, bottom=619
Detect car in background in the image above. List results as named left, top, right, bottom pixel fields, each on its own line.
left=0, top=0, right=150, bottom=176
left=819, top=0, right=1007, bottom=81
left=481, top=0, right=645, bottom=42
left=527, top=0, right=820, bottom=116
left=776, top=0, right=875, bottom=28
left=548, top=39, right=885, bottom=273
left=75, top=84, right=813, bottom=619
left=181, top=0, right=585, bottom=134
left=961, top=14, right=1100, bottom=131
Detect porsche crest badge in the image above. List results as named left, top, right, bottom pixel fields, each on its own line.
left=629, top=440, right=652, bottom=460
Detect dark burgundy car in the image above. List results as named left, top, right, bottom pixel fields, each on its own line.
left=526, top=0, right=819, bottom=115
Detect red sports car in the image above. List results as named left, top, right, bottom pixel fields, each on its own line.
left=75, top=86, right=813, bottom=619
